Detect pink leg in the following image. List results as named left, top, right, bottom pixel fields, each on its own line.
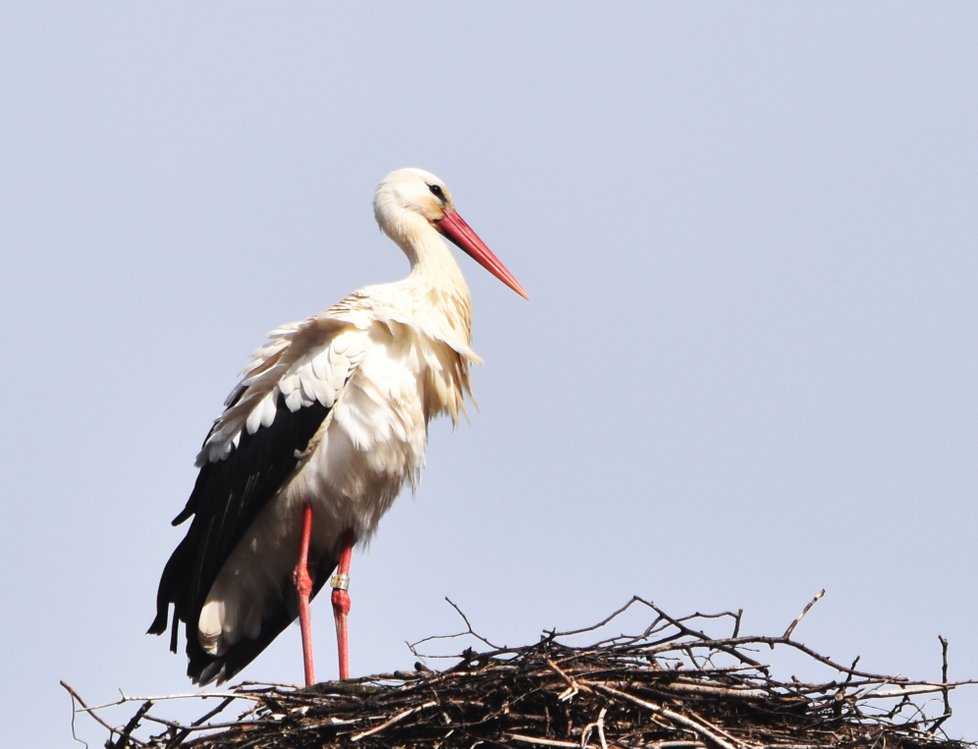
left=331, top=529, right=355, bottom=680
left=293, top=501, right=316, bottom=686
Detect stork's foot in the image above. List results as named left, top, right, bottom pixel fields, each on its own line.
left=331, top=529, right=355, bottom=680
left=295, top=501, right=316, bottom=686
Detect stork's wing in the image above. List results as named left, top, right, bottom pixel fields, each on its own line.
left=148, top=315, right=367, bottom=682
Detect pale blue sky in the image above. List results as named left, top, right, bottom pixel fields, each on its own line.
left=3, top=3, right=977, bottom=745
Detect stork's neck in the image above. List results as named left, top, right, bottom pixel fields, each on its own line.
left=395, top=226, right=474, bottom=346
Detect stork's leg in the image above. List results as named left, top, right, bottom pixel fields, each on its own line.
left=331, top=528, right=355, bottom=680
left=294, top=501, right=316, bottom=686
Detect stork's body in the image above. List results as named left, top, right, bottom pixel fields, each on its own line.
left=149, top=168, right=527, bottom=685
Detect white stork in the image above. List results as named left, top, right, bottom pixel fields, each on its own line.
left=149, top=168, right=527, bottom=686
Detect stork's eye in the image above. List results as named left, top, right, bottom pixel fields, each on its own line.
left=428, top=184, right=446, bottom=202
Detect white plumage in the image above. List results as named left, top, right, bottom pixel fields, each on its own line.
left=149, top=167, right=527, bottom=685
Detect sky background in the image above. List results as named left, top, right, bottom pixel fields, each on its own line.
left=2, top=2, right=977, bottom=745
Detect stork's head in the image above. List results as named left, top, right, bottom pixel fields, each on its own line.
left=374, top=167, right=454, bottom=231
left=374, top=168, right=529, bottom=299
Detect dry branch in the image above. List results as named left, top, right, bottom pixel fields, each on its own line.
left=64, top=596, right=976, bottom=748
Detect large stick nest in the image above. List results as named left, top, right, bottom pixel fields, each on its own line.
left=66, top=595, right=975, bottom=748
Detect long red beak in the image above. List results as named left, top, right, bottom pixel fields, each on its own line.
left=435, top=209, right=529, bottom=299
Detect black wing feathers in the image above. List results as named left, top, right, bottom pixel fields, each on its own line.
left=189, top=551, right=338, bottom=685
left=149, top=394, right=330, bottom=682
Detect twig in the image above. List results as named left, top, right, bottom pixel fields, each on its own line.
left=350, top=700, right=437, bottom=741
left=408, top=596, right=502, bottom=654
left=509, top=734, right=580, bottom=747
left=928, top=635, right=953, bottom=734
left=167, top=696, right=238, bottom=746
left=593, top=683, right=744, bottom=749
left=580, top=706, right=608, bottom=749
left=107, top=700, right=153, bottom=749
left=61, top=680, right=147, bottom=749
left=545, top=657, right=584, bottom=701
left=783, top=590, right=826, bottom=640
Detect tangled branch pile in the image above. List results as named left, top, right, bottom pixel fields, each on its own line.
left=66, top=596, right=975, bottom=748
